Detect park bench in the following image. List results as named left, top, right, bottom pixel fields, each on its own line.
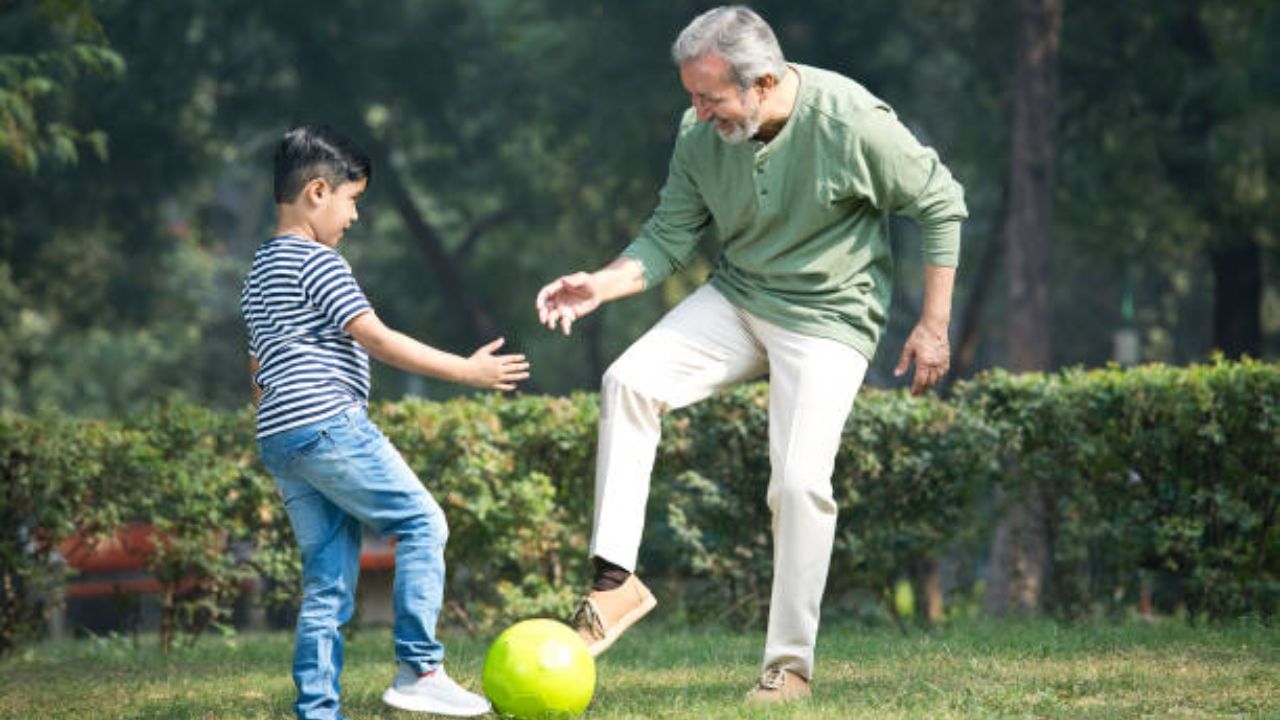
left=50, top=522, right=398, bottom=636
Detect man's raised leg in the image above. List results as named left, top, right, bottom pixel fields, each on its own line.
left=573, top=285, right=767, bottom=655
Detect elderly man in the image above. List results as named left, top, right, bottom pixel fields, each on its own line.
left=535, top=5, right=966, bottom=702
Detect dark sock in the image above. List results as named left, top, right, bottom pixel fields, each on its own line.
left=591, top=556, right=631, bottom=592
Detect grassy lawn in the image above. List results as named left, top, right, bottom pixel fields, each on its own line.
left=1, top=618, right=1277, bottom=719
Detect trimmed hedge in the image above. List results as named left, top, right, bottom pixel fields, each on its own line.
left=0, top=403, right=291, bottom=653
left=1, top=360, right=1276, bottom=652
left=958, top=360, right=1280, bottom=619
left=652, top=385, right=998, bottom=625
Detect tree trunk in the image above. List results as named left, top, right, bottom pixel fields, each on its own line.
left=984, top=480, right=1049, bottom=614
left=1004, top=0, right=1059, bottom=374
left=285, top=28, right=500, bottom=350
left=948, top=221, right=1004, bottom=385
left=378, top=161, right=500, bottom=348
left=1168, top=4, right=1263, bottom=360
left=915, top=556, right=945, bottom=624
left=1211, top=236, right=1262, bottom=358
left=985, top=0, right=1062, bottom=616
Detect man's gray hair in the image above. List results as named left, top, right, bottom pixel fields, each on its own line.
left=671, top=6, right=787, bottom=89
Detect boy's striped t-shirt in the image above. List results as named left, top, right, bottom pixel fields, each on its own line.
left=240, top=235, right=372, bottom=438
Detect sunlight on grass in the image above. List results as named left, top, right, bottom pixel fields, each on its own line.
left=0, top=620, right=1276, bottom=719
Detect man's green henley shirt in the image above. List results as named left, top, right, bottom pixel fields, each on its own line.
left=622, top=64, right=968, bottom=361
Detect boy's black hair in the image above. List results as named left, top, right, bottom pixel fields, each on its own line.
left=273, top=124, right=373, bottom=203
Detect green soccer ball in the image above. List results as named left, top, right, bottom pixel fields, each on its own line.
left=482, top=619, right=596, bottom=719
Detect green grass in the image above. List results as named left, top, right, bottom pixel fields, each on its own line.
left=1, top=619, right=1277, bottom=719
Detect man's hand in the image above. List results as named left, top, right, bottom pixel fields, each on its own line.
left=465, top=338, right=530, bottom=391
left=536, top=271, right=601, bottom=336
left=894, top=321, right=950, bottom=396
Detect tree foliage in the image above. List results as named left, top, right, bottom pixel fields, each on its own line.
left=0, top=0, right=1275, bottom=416
left=0, top=0, right=123, bottom=172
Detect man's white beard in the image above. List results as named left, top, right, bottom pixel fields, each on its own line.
left=714, top=90, right=762, bottom=144
left=715, top=116, right=761, bottom=144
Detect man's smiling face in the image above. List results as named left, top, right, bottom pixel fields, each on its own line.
left=680, top=53, right=763, bottom=144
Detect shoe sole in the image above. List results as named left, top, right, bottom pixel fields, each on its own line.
left=586, top=590, right=657, bottom=657
left=381, top=687, right=492, bottom=717
left=745, top=689, right=813, bottom=705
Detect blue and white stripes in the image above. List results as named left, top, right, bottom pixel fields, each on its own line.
left=241, top=236, right=372, bottom=438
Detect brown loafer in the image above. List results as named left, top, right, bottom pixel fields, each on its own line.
left=568, top=575, right=657, bottom=656
left=746, top=666, right=811, bottom=704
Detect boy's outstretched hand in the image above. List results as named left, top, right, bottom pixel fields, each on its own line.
left=467, top=338, right=530, bottom=391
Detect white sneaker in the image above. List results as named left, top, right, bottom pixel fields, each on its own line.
left=381, top=663, right=492, bottom=716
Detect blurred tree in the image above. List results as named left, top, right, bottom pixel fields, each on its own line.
left=0, top=0, right=1274, bottom=418
left=1053, top=0, right=1279, bottom=363
left=1164, top=1, right=1272, bottom=359
left=0, top=0, right=259, bottom=414
left=985, top=0, right=1062, bottom=616
left=0, top=0, right=122, bottom=172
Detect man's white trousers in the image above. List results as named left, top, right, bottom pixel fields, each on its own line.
left=590, top=284, right=868, bottom=680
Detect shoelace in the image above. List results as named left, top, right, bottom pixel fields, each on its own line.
left=759, top=666, right=788, bottom=690
left=569, top=597, right=605, bottom=639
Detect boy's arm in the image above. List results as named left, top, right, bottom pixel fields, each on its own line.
left=248, top=355, right=261, bottom=407
left=345, top=311, right=530, bottom=391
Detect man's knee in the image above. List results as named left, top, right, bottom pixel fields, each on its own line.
left=768, top=466, right=837, bottom=515
left=603, top=355, right=645, bottom=395
left=602, top=355, right=664, bottom=406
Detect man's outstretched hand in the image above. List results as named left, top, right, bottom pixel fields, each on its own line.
left=894, top=321, right=950, bottom=395
left=535, top=272, right=600, bottom=336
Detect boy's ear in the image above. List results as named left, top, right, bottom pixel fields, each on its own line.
left=303, top=177, right=331, bottom=205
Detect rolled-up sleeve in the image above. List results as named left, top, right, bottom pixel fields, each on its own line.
left=846, top=107, right=968, bottom=267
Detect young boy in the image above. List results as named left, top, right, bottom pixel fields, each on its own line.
left=241, top=123, right=528, bottom=719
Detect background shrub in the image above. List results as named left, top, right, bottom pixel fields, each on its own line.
left=0, top=360, right=1275, bottom=653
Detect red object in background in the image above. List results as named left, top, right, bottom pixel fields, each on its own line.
left=58, top=523, right=185, bottom=599
left=360, top=535, right=397, bottom=570
left=58, top=522, right=158, bottom=575
left=57, top=522, right=398, bottom=599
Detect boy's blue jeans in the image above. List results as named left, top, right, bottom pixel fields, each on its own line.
left=259, top=406, right=447, bottom=720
